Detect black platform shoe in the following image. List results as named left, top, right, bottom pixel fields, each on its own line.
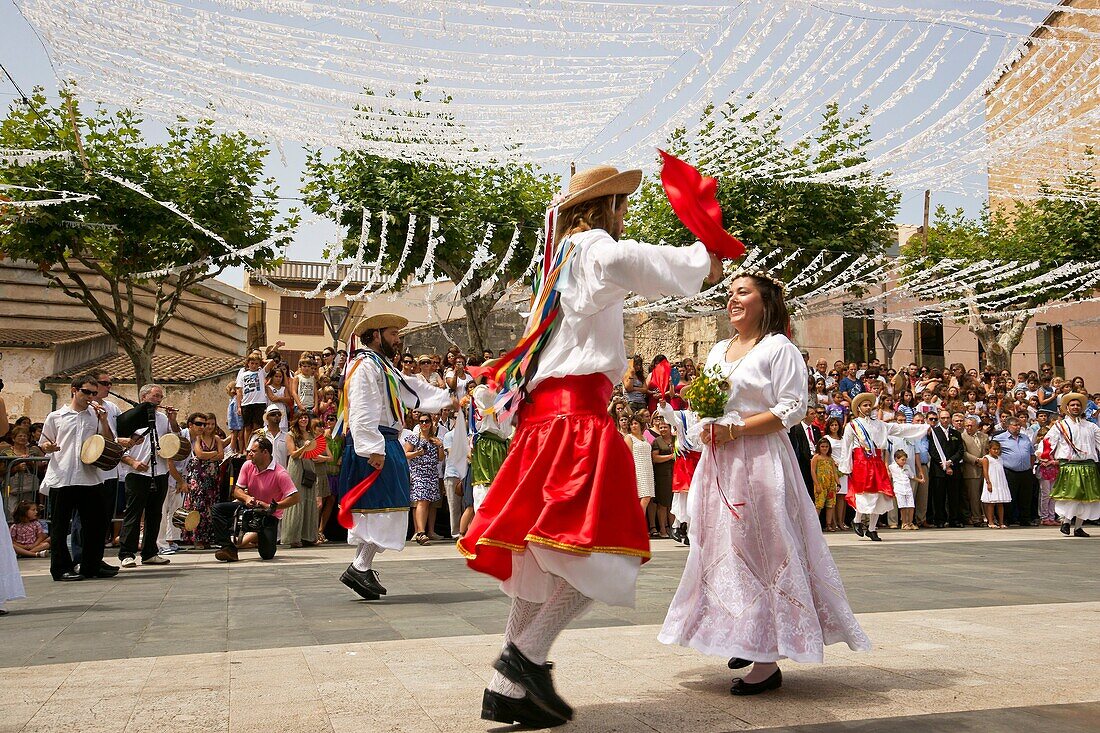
left=853, top=523, right=866, bottom=538
left=727, top=657, right=752, bottom=670
left=1060, top=522, right=1071, bottom=535
left=1074, top=527, right=1091, bottom=538
left=340, top=566, right=380, bottom=600
left=494, top=643, right=574, bottom=721
left=868, top=530, right=882, bottom=542
left=481, top=689, right=567, bottom=728
left=730, top=669, right=782, bottom=696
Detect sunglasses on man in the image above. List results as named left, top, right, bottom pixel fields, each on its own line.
left=77, top=388, right=97, bottom=396
left=192, top=421, right=208, bottom=428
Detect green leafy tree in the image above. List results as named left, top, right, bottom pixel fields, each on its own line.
left=627, top=101, right=900, bottom=290
left=302, top=87, right=558, bottom=352
left=0, top=88, right=297, bottom=386
left=901, top=158, right=1100, bottom=372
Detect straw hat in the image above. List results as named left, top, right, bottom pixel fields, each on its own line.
left=557, top=165, right=643, bottom=211
left=354, top=313, right=408, bottom=335
left=851, top=392, right=877, bottom=415
left=1060, top=391, right=1088, bottom=410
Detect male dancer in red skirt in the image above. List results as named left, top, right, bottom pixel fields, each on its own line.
left=458, top=165, right=723, bottom=727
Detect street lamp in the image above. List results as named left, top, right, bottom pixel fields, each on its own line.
left=876, top=327, right=902, bottom=370
left=322, top=304, right=350, bottom=352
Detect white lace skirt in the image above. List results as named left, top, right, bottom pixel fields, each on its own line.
left=658, top=432, right=871, bottom=664
left=0, top=522, right=26, bottom=605
left=347, top=511, right=407, bottom=552
left=501, top=546, right=641, bottom=608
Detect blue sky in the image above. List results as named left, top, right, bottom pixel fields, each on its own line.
left=1, top=1, right=1056, bottom=287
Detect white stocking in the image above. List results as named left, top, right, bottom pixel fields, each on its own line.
left=867, top=514, right=880, bottom=532
left=1073, top=516, right=1084, bottom=531
left=352, top=542, right=378, bottom=571
left=488, top=597, right=541, bottom=699
left=514, top=577, right=594, bottom=665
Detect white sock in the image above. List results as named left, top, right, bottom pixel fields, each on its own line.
left=868, top=514, right=880, bottom=532
left=1073, top=516, right=1084, bottom=531
left=854, top=512, right=865, bottom=524
left=514, top=578, right=594, bottom=665
left=488, top=597, right=541, bottom=699
left=352, top=542, right=378, bottom=571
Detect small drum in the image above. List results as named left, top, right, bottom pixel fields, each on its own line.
left=80, top=435, right=125, bottom=471
left=158, top=433, right=192, bottom=461
left=171, top=508, right=200, bottom=532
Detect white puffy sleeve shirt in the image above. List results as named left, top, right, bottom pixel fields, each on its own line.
left=530, top=229, right=711, bottom=390
left=1044, top=417, right=1100, bottom=461
left=347, top=353, right=453, bottom=458
left=704, top=334, right=809, bottom=430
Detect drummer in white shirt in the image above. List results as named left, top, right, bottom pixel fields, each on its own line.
left=117, top=384, right=179, bottom=568
left=39, top=374, right=117, bottom=581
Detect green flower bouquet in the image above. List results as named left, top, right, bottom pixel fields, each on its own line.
left=680, top=365, right=730, bottom=419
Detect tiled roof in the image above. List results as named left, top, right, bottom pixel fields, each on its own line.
left=48, top=353, right=243, bottom=384
left=0, top=329, right=104, bottom=349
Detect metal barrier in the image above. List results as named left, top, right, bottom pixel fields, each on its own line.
left=1, top=455, right=52, bottom=523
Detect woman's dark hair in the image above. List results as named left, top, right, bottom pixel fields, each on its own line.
left=649, top=354, right=668, bottom=372
left=816, top=437, right=832, bottom=456
left=628, top=415, right=646, bottom=432
left=630, top=354, right=645, bottom=381
left=731, top=275, right=789, bottom=338
left=825, top=416, right=843, bottom=437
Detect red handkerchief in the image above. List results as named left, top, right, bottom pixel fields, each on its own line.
left=659, top=149, right=745, bottom=260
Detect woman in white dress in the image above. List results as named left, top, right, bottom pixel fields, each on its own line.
left=0, top=515, right=26, bottom=616
left=627, top=414, right=656, bottom=509
left=659, top=274, right=870, bottom=696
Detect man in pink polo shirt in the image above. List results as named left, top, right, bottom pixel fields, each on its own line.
left=213, top=434, right=300, bottom=562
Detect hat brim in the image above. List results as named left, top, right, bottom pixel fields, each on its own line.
left=354, top=314, right=409, bottom=335
left=1060, top=392, right=1087, bottom=409
left=851, top=393, right=876, bottom=413
left=557, top=169, right=643, bottom=211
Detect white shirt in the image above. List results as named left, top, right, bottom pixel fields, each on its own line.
left=40, top=405, right=102, bottom=491
left=472, top=384, right=512, bottom=440
left=237, top=366, right=269, bottom=406
left=442, top=416, right=469, bottom=480
left=348, top=351, right=453, bottom=457
left=174, top=427, right=192, bottom=482
left=123, top=411, right=174, bottom=477
left=269, top=386, right=289, bottom=430
left=296, top=374, right=316, bottom=410
left=888, top=462, right=913, bottom=495
left=530, top=229, right=710, bottom=391
left=259, top=427, right=288, bottom=468
left=93, top=398, right=123, bottom=482
left=657, top=402, right=701, bottom=453
left=1044, top=416, right=1100, bottom=461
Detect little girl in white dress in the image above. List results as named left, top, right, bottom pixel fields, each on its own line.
left=981, top=440, right=1013, bottom=529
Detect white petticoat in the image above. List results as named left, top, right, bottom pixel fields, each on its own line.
left=659, top=431, right=871, bottom=664
left=1055, top=500, right=1100, bottom=521
left=501, top=545, right=641, bottom=608
left=853, top=491, right=892, bottom=516
left=347, top=512, right=407, bottom=552
left=672, top=493, right=691, bottom=524
left=0, top=521, right=26, bottom=606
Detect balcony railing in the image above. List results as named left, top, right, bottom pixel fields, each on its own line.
left=251, top=260, right=380, bottom=286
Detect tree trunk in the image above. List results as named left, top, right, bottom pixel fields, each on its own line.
left=121, top=343, right=156, bottom=391
left=462, top=294, right=496, bottom=354
left=971, top=314, right=1030, bottom=374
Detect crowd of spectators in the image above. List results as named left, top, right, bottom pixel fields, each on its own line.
left=5, top=343, right=1098, bottom=567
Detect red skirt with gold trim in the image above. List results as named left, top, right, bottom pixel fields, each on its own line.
left=845, top=447, right=893, bottom=509
left=457, top=374, right=650, bottom=582
left=672, top=450, right=700, bottom=493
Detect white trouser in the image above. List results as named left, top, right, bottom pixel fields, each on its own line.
left=157, top=484, right=186, bottom=549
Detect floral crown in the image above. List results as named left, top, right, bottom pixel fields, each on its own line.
left=731, top=267, right=789, bottom=297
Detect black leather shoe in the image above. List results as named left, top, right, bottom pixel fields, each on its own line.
left=868, top=531, right=882, bottom=542
left=853, top=523, right=865, bottom=538
left=730, top=669, right=782, bottom=696
left=1060, top=523, right=1071, bottom=535
left=1074, top=528, right=1091, bottom=538
left=55, top=571, right=84, bottom=582
left=87, top=562, right=119, bottom=579
left=366, top=569, right=387, bottom=595
left=494, top=643, right=573, bottom=721
left=340, top=568, right=380, bottom=600
left=481, top=689, right=566, bottom=728
left=728, top=657, right=752, bottom=670
left=342, top=564, right=386, bottom=595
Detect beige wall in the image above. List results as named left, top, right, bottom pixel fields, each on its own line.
left=0, top=260, right=257, bottom=359
left=1, top=348, right=63, bottom=420
left=987, top=0, right=1100, bottom=204
left=32, top=373, right=237, bottom=427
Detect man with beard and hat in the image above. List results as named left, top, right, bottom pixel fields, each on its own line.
left=336, top=313, right=456, bottom=601
left=1045, top=392, right=1100, bottom=537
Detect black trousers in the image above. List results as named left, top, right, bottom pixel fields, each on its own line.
left=70, top=480, right=116, bottom=566
left=928, top=471, right=966, bottom=526
left=1004, top=468, right=1036, bottom=525
left=119, top=473, right=169, bottom=561
left=212, top=501, right=279, bottom=560
left=50, top=484, right=106, bottom=579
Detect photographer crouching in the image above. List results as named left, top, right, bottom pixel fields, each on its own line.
left=213, top=435, right=299, bottom=562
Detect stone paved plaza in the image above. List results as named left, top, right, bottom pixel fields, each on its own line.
left=1, top=526, right=1098, bottom=732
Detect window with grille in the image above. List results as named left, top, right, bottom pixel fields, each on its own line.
left=279, top=296, right=325, bottom=336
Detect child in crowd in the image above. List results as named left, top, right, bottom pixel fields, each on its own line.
left=888, top=450, right=917, bottom=530
left=810, top=438, right=839, bottom=531
left=981, top=440, right=1012, bottom=529
left=9, top=502, right=50, bottom=558
left=225, top=380, right=243, bottom=454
